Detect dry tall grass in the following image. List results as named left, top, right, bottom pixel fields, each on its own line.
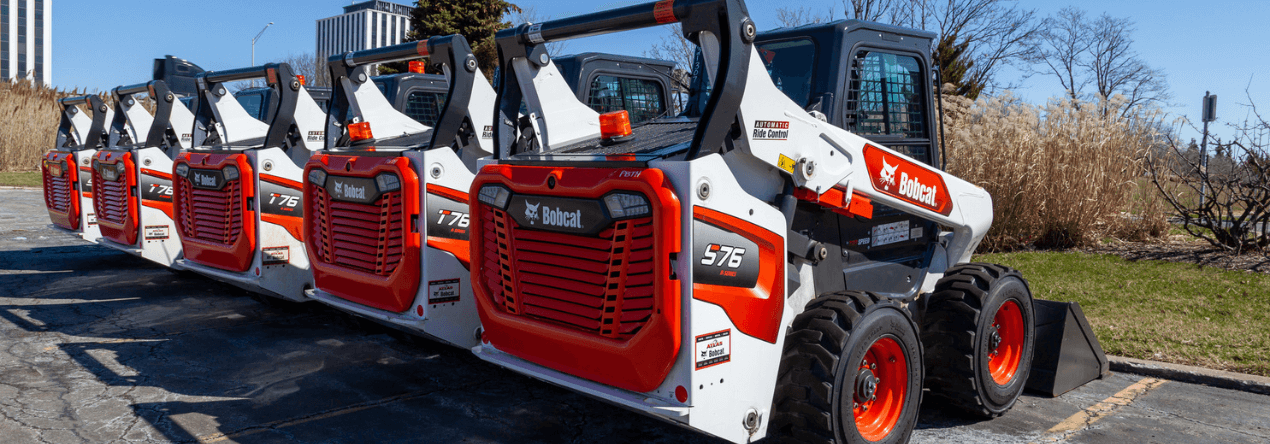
left=0, top=79, right=83, bottom=172
left=942, top=90, right=1169, bottom=250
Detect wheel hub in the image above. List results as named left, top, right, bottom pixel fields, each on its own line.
left=988, top=326, right=1002, bottom=355
left=855, top=367, right=879, bottom=404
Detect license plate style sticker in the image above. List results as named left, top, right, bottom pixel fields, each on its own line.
left=428, top=278, right=460, bottom=304
left=695, top=329, right=732, bottom=370
left=262, top=246, right=290, bottom=265
left=144, top=225, right=169, bottom=240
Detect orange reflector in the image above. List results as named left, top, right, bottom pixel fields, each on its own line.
left=297, top=75, right=306, bottom=86
left=409, top=61, right=427, bottom=74
left=266, top=68, right=278, bottom=85
left=599, top=110, right=632, bottom=140
left=349, top=121, right=374, bottom=141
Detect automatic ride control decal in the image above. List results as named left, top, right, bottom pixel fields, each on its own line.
left=695, top=329, right=731, bottom=370
left=751, top=120, right=790, bottom=140
left=863, top=144, right=952, bottom=215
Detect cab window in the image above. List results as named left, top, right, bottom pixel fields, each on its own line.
left=586, top=75, right=665, bottom=124
left=850, top=51, right=926, bottom=139
left=403, top=91, right=447, bottom=127
left=235, top=92, right=265, bottom=121
left=756, top=38, right=817, bottom=107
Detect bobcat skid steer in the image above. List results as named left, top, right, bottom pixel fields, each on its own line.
left=89, top=81, right=196, bottom=267
left=469, top=0, right=1040, bottom=442
left=172, top=63, right=325, bottom=302
left=302, top=36, right=494, bottom=348
left=43, top=95, right=113, bottom=243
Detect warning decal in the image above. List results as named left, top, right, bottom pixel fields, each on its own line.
left=262, top=246, right=290, bottom=265
left=695, top=329, right=732, bottom=370
left=428, top=278, right=461, bottom=304
left=144, top=225, right=169, bottom=240
left=872, top=220, right=910, bottom=247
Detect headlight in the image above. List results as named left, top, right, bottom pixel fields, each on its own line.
left=478, top=185, right=510, bottom=209
left=48, top=161, right=62, bottom=177
left=175, top=163, right=189, bottom=177
left=375, top=173, right=400, bottom=192
left=308, top=169, right=327, bottom=187
left=223, top=165, right=239, bottom=181
left=116, top=161, right=126, bottom=173
left=603, top=193, right=650, bottom=219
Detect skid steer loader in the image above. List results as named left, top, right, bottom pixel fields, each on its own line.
left=467, top=0, right=1076, bottom=442
left=88, top=81, right=197, bottom=267
left=172, top=62, right=325, bottom=302
left=43, top=95, right=114, bottom=243
left=301, top=36, right=493, bottom=346
left=302, top=36, right=683, bottom=347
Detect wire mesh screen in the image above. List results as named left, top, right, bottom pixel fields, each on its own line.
left=587, top=76, right=665, bottom=124
left=849, top=52, right=926, bottom=139
left=404, top=91, right=447, bottom=127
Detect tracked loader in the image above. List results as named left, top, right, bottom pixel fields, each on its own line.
left=88, top=81, right=197, bottom=267
left=467, top=0, right=1104, bottom=442
left=172, top=62, right=325, bottom=302
left=43, top=95, right=114, bottom=243
left=302, top=36, right=682, bottom=347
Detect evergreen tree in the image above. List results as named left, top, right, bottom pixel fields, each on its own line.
left=395, top=0, right=520, bottom=80
left=933, top=32, right=985, bottom=100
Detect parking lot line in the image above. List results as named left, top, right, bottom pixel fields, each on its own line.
left=1031, top=377, right=1167, bottom=443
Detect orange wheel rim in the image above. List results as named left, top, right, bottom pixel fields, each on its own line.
left=853, top=337, right=907, bottom=442
left=988, top=300, right=1025, bottom=385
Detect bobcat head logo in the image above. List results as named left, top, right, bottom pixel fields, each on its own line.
left=880, top=157, right=899, bottom=190
left=525, top=202, right=540, bottom=224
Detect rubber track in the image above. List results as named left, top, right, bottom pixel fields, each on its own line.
left=919, top=262, right=1023, bottom=418
left=770, top=291, right=895, bottom=444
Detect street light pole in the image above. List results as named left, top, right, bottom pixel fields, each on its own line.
left=252, top=22, right=274, bottom=66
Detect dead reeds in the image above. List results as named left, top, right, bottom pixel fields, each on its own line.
left=0, top=79, right=83, bottom=172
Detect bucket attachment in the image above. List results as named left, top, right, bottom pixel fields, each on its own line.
left=1026, top=299, right=1110, bottom=397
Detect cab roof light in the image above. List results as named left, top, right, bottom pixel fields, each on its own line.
left=409, top=61, right=427, bottom=74
left=599, top=110, right=632, bottom=143
left=349, top=121, right=374, bottom=142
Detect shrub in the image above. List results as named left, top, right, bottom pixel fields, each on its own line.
left=0, top=79, right=81, bottom=172
left=942, top=91, right=1169, bottom=250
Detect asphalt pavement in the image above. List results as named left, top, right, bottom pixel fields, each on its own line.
left=1, top=188, right=1267, bottom=443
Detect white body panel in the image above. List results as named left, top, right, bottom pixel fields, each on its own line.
left=96, top=147, right=183, bottom=268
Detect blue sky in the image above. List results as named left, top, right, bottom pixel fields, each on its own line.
left=55, top=0, right=1268, bottom=141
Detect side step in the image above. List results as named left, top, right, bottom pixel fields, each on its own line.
left=1026, top=299, right=1110, bottom=397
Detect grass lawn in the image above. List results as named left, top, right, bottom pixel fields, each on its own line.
left=0, top=171, right=41, bottom=188
left=979, top=251, right=1270, bottom=377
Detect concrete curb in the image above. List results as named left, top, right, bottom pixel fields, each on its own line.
left=1109, top=355, right=1270, bottom=396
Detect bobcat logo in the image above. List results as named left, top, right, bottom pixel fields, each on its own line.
left=524, top=202, right=540, bottom=225
left=879, top=157, right=899, bottom=190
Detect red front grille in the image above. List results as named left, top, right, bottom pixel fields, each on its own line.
left=176, top=174, right=244, bottom=246
left=308, top=185, right=406, bottom=276
left=44, top=169, right=74, bottom=214
left=42, top=153, right=79, bottom=230
left=482, top=209, right=655, bottom=338
left=94, top=178, right=129, bottom=226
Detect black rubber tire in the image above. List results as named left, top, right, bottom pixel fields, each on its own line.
left=769, top=292, right=924, bottom=444
left=920, top=263, right=1036, bottom=418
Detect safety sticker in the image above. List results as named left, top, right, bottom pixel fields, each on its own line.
left=428, top=278, right=461, bottom=304
left=262, top=246, right=289, bottom=265
left=695, top=329, right=731, bottom=370
left=752, top=120, right=790, bottom=140
left=910, top=226, right=923, bottom=239
left=872, top=220, right=911, bottom=247
left=86, top=213, right=97, bottom=225
left=144, top=225, right=169, bottom=240
left=777, top=154, right=796, bottom=173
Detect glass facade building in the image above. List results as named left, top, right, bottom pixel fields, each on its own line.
left=1, top=0, right=51, bottom=84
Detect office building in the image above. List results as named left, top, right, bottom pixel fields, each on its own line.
left=316, top=1, right=412, bottom=61
left=1, top=0, right=51, bottom=85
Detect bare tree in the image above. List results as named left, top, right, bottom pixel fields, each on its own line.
left=643, top=24, right=696, bottom=103
left=277, top=52, right=332, bottom=89
left=1029, top=8, right=1169, bottom=115
left=775, top=6, right=834, bottom=27
left=1148, top=93, right=1270, bottom=253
